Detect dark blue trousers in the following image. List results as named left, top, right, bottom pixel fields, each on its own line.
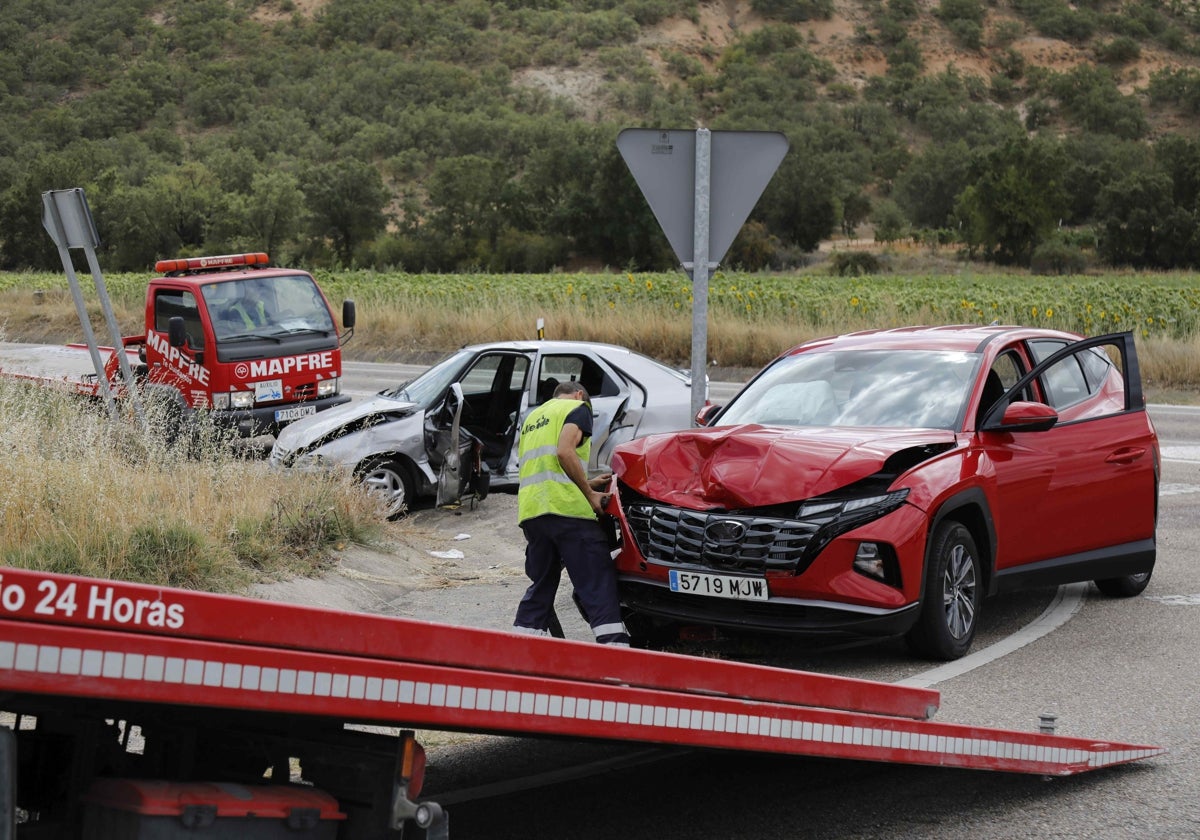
left=514, top=514, right=628, bottom=644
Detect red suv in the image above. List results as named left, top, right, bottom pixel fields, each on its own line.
left=610, top=326, right=1160, bottom=659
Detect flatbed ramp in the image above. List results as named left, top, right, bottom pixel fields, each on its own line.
left=0, top=568, right=1163, bottom=780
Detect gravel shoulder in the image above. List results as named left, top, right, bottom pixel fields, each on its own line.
left=248, top=490, right=593, bottom=640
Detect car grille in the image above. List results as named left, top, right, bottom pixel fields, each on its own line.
left=625, top=504, right=820, bottom=574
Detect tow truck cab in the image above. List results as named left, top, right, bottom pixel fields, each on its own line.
left=143, top=252, right=355, bottom=437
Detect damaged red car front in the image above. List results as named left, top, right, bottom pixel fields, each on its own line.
left=610, top=325, right=1159, bottom=660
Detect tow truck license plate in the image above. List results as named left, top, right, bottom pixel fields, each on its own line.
left=275, top=405, right=316, bottom=423
left=669, top=570, right=768, bottom=601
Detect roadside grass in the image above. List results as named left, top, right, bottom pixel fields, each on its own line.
left=0, top=378, right=386, bottom=590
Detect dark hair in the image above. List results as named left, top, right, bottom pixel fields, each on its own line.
left=553, top=381, right=589, bottom=401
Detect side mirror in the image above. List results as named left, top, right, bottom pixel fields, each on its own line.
left=695, top=403, right=722, bottom=427
left=998, top=401, right=1058, bottom=432
left=167, top=316, right=187, bottom=348
left=342, top=299, right=356, bottom=330
left=166, top=316, right=203, bottom=364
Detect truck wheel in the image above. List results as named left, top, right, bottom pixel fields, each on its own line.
left=906, top=521, right=981, bottom=661
left=359, top=458, right=416, bottom=519
left=1094, top=567, right=1154, bottom=597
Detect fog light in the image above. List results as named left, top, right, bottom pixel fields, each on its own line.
left=853, top=542, right=887, bottom=581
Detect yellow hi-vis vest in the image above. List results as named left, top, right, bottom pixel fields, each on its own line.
left=517, top=398, right=593, bottom=524
left=231, top=299, right=267, bottom=329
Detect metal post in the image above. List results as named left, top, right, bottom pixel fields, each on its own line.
left=83, top=246, right=147, bottom=429
left=689, top=128, right=712, bottom=423
left=41, top=196, right=121, bottom=422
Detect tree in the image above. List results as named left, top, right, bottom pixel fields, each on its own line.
left=955, top=137, right=1070, bottom=265
left=1095, top=169, right=1177, bottom=268
left=241, top=171, right=304, bottom=256
left=895, top=140, right=973, bottom=229
left=301, top=159, right=390, bottom=266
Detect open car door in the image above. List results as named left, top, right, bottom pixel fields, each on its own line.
left=427, top=382, right=481, bottom=507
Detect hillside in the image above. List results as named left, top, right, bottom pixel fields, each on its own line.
left=4, top=0, right=1200, bottom=273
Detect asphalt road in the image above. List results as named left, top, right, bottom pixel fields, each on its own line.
left=341, top=361, right=1200, bottom=840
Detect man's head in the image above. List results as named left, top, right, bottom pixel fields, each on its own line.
left=553, top=381, right=589, bottom=402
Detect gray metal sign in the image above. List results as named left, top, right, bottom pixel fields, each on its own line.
left=616, top=128, right=788, bottom=267
left=42, top=188, right=101, bottom=250
left=618, top=128, right=788, bottom=419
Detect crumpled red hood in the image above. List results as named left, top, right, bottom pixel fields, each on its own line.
left=612, top=424, right=957, bottom=509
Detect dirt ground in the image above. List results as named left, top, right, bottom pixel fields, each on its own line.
left=249, top=491, right=595, bottom=641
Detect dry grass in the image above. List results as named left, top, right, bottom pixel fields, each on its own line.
left=0, top=379, right=387, bottom=590
left=5, top=284, right=1200, bottom=399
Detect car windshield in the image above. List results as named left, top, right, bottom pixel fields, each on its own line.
left=202, top=274, right=336, bottom=340
left=382, top=349, right=474, bottom=408
left=716, top=348, right=981, bottom=430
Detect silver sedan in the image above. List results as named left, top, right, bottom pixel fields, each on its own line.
left=270, top=340, right=702, bottom=516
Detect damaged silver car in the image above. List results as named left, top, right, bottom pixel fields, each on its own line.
left=270, top=340, right=701, bottom=516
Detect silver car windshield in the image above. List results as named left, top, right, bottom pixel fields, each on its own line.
left=382, top=349, right=474, bottom=407
left=716, top=349, right=980, bottom=430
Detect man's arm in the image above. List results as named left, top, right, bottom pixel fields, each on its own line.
left=557, top=422, right=604, bottom=513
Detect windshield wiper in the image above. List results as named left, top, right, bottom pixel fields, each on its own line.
left=220, top=332, right=284, bottom=344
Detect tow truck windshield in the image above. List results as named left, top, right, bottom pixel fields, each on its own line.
left=202, top=274, right=336, bottom=342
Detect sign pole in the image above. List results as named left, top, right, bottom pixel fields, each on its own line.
left=688, top=128, right=712, bottom=422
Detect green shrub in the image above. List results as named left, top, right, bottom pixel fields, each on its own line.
left=829, top=250, right=884, bottom=276
left=1031, top=238, right=1088, bottom=275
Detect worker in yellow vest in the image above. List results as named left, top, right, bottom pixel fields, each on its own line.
left=513, top=381, right=629, bottom=645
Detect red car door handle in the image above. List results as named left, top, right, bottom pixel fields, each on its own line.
left=1105, top=447, right=1147, bottom=465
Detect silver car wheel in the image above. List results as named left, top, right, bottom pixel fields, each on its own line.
left=360, top=459, right=414, bottom=519
left=942, top=543, right=978, bottom=641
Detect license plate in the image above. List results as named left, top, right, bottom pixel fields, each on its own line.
left=275, top=405, right=316, bottom=423
left=669, top=570, right=768, bottom=601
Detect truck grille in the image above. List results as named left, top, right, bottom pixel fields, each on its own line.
left=624, top=504, right=820, bottom=574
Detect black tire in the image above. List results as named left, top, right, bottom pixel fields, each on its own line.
left=1094, top=565, right=1154, bottom=598
left=358, top=457, right=416, bottom=519
left=906, top=521, right=982, bottom=661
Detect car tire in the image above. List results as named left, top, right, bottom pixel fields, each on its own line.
left=906, top=521, right=981, bottom=661
left=359, top=457, right=416, bottom=520
left=1094, top=566, right=1154, bottom=598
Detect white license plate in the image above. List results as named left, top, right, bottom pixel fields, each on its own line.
left=275, top=405, right=316, bottom=423
left=255, top=378, right=284, bottom=401
left=668, top=570, right=768, bottom=601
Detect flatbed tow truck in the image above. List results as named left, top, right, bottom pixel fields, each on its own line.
left=0, top=566, right=1164, bottom=838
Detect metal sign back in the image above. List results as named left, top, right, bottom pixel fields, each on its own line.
left=616, top=128, right=788, bottom=266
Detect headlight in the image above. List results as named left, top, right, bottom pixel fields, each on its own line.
left=799, top=489, right=909, bottom=523
left=798, top=488, right=910, bottom=561
left=317, top=377, right=340, bottom=398
left=230, top=391, right=255, bottom=409
left=212, top=392, right=230, bottom=410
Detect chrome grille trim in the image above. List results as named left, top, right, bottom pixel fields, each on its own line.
left=626, top=504, right=824, bottom=574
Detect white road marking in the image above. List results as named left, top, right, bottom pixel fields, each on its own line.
left=895, top=583, right=1088, bottom=689
left=1160, top=446, right=1200, bottom=464
left=1144, top=594, right=1200, bottom=606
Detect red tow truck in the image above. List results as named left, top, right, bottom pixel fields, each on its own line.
left=0, top=566, right=1165, bottom=838
left=0, top=252, right=355, bottom=439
